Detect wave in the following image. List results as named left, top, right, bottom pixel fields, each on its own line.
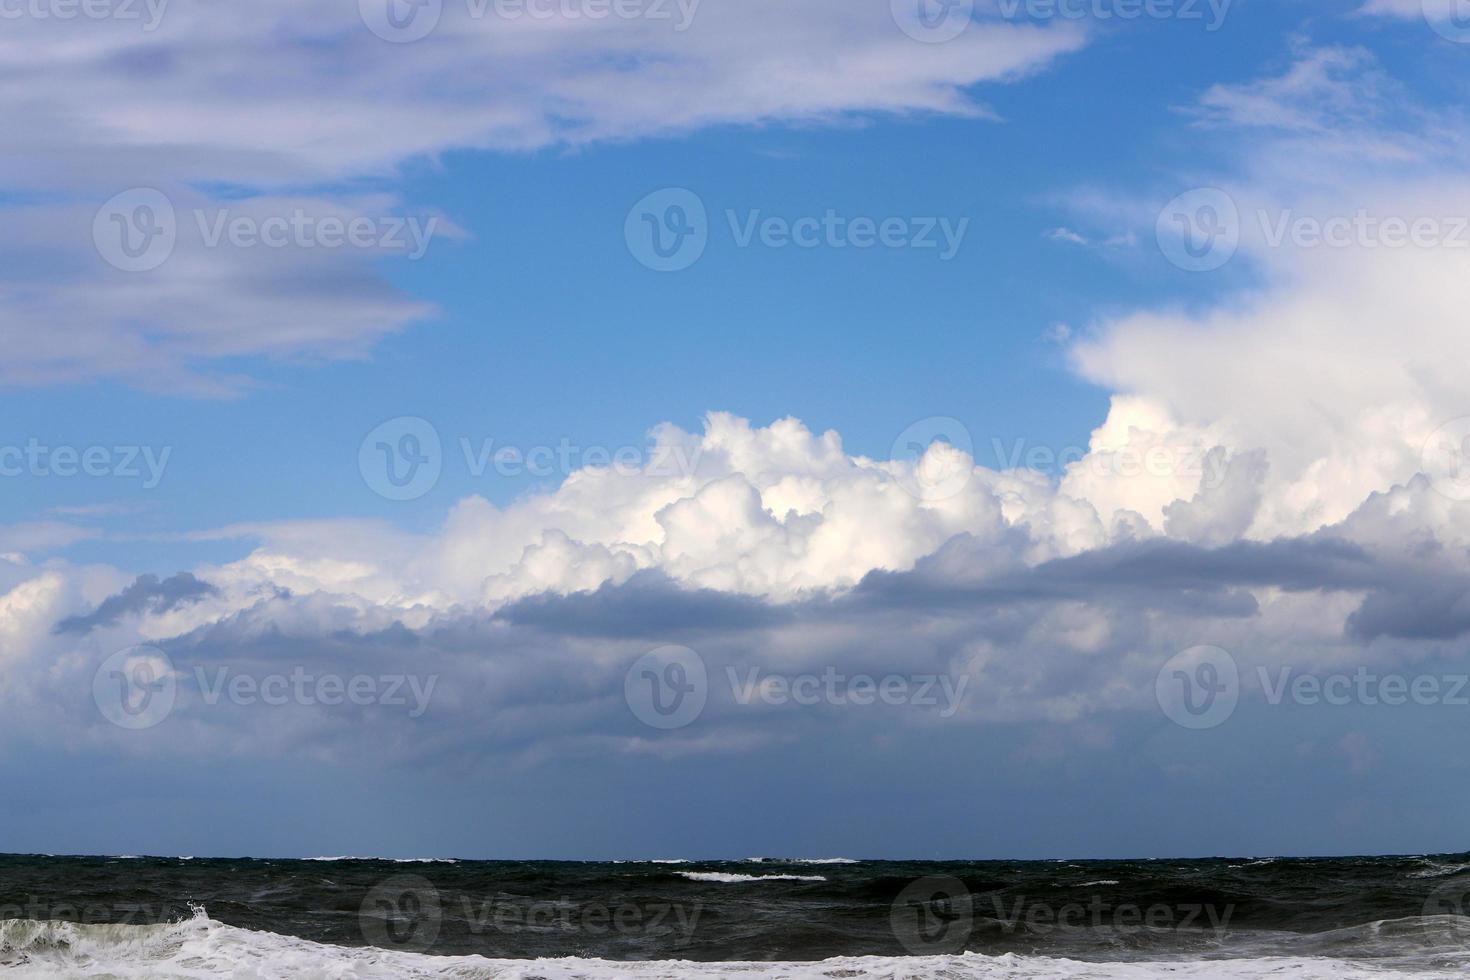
left=2, top=913, right=1468, bottom=979
left=303, top=856, right=459, bottom=864
left=676, top=871, right=828, bottom=883
left=1410, top=860, right=1470, bottom=879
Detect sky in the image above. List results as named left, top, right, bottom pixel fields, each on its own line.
left=4, top=0, right=1470, bottom=860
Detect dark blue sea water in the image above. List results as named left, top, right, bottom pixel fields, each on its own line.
left=3, top=852, right=1470, bottom=976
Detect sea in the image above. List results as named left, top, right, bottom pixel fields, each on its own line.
left=3, top=852, right=1470, bottom=977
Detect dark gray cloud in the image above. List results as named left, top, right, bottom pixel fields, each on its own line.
left=53, top=572, right=218, bottom=635
left=847, top=534, right=1377, bottom=616
left=497, top=570, right=795, bottom=639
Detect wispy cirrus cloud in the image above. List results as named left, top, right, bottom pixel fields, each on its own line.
left=0, top=0, right=1086, bottom=392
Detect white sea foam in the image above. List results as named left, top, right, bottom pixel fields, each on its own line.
left=1410, top=861, right=1470, bottom=879
left=676, top=872, right=827, bottom=883
left=304, top=856, right=459, bottom=864
left=1, top=913, right=1466, bottom=979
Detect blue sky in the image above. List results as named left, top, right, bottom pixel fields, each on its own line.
left=0, top=3, right=1421, bottom=548
left=4, top=0, right=1470, bottom=859
left=2, top=2, right=1340, bottom=562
